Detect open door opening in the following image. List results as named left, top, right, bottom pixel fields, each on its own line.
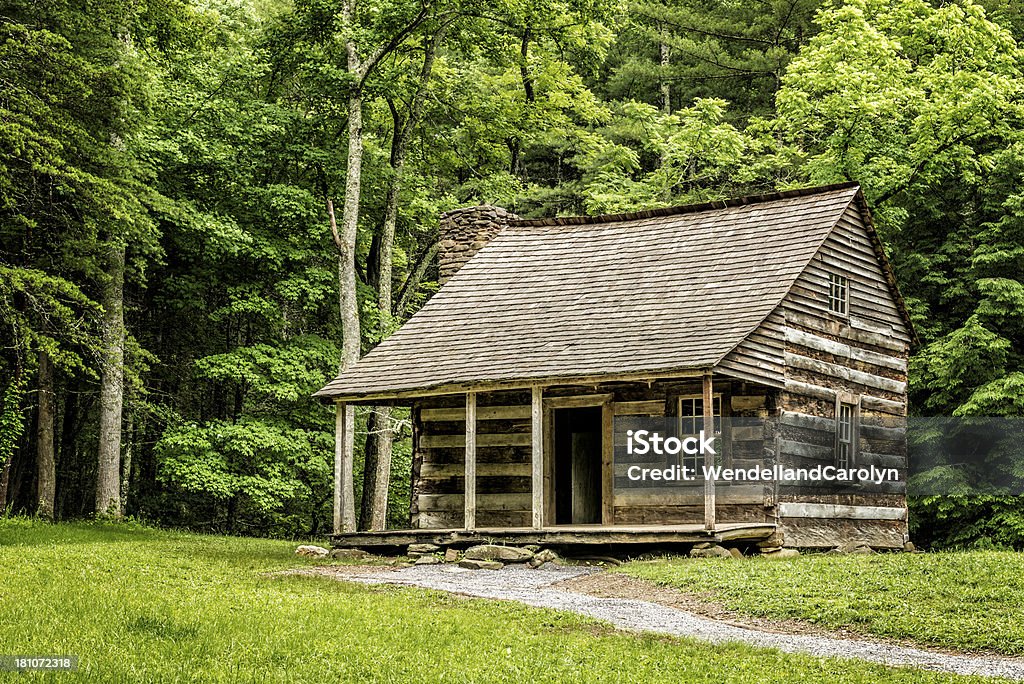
left=553, top=406, right=603, bottom=524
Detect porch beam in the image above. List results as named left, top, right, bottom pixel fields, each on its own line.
left=465, top=391, right=477, bottom=530
left=703, top=372, right=715, bottom=531
left=334, top=402, right=356, bottom=533
left=531, top=386, right=543, bottom=529
left=543, top=393, right=613, bottom=409
left=601, top=401, right=614, bottom=524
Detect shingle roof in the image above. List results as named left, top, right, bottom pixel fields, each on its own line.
left=316, top=183, right=863, bottom=402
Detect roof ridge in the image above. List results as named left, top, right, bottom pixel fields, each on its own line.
left=510, top=182, right=861, bottom=228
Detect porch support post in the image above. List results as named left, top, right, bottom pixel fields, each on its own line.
left=601, top=400, right=614, bottom=524
left=531, top=386, right=543, bottom=529
left=464, top=391, right=477, bottom=530
left=334, top=401, right=356, bottom=533
left=703, top=372, right=715, bottom=531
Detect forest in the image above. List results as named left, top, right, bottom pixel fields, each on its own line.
left=2, top=0, right=1023, bottom=547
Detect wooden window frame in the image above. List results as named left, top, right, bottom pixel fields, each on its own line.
left=828, top=272, right=849, bottom=317
left=677, top=394, right=722, bottom=472
left=834, top=394, right=860, bottom=470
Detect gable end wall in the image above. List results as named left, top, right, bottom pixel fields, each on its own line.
left=775, top=203, right=911, bottom=548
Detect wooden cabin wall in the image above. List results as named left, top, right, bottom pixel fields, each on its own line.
left=718, top=309, right=786, bottom=387
left=410, top=380, right=780, bottom=529
left=411, top=390, right=533, bottom=529
left=602, top=379, right=774, bottom=525
left=775, top=203, right=912, bottom=547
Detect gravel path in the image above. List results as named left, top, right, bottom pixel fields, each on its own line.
left=315, top=563, right=1024, bottom=680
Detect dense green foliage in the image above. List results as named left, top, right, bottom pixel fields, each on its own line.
left=1, top=0, right=1023, bottom=542
left=0, top=520, right=1002, bottom=682
left=619, top=550, right=1024, bottom=654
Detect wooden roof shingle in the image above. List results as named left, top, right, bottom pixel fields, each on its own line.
left=316, top=184, right=864, bottom=402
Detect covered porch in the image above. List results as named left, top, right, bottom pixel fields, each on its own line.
left=330, top=370, right=781, bottom=547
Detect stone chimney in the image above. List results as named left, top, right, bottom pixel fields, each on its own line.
left=438, top=205, right=519, bottom=284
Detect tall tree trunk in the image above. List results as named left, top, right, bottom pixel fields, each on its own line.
left=394, top=240, right=440, bottom=317
left=330, top=0, right=430, bottom=532
left=339, top=89, right=363, bottom=373
left=120, top=404, right=133, bottom=517
left=338, top=0, right=365, bottom=376
left=0, top=360, right=26, bottom=514
left=95, top=241, right=125, bottom=517
left=360, top=27, right=444, bottom=532
left=660, top=29, right=672, bottom=203
left=0, top=455, right=10, bottom=514
left=660, top=35, right=671, bottom=113
left=35, top=350, right=56, bottom=519
left=330, top=42, right=364, bottom=530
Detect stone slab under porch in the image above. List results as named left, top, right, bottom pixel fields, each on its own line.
left=330, top=522, right=777, bottom=551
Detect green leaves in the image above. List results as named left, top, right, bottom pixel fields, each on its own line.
left=194, top=336, right=340, bottom=406
left=578, top=98, right=787, bottom=213
left=777, top=0, right=1023, bottom=200
left=911, top=316, right=1011, bottom=414
left=155, top=418, right=330, bottom=516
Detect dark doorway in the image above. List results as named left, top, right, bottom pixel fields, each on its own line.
left=553, top=406, right=603, bottom=525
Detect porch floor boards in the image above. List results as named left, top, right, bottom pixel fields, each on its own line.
left=330, top=523, right=776, bottom=549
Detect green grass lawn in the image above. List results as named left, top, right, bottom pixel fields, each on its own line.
left=618, top=551, right=1024, bottom=655
left=0, top=520, right=1006, bottom=683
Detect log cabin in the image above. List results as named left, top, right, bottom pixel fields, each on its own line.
left=315, top=182, right=914, bottom=551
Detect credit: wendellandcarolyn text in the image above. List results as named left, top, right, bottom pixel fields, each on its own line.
left=623, top=429, right=899, bottom=485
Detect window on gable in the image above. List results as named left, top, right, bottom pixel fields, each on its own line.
left=828, top=273, right=848, bottom=316
left=836, top=401, right=856, bottom=469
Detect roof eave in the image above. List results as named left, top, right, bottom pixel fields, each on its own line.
left=852, top=189, right=919, bottom=347
left=313, top=366, right=715, bottom=404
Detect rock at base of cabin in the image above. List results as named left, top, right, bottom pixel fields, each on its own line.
left=527, top=549, right=562, bottom=568
left=534, top=549, right=560, bottom=564
left=464, top=544, right=534, bottom=563
left=444, top=548, right=460, bottom=563
left=835, top=540, right=874, bottom=555
left=689, top=545, right=732, bottom=559
left=295, top=545, right=330, bottom=558
left=756, top=532, right=785, bottom=549
left=524, top=544, right=541, bottom=552
left=903, top=541, right=917, bottom=553
left=728, top=547, right=744, bottom=559
left=408, top=543, right=441, bottom=555
left=692, top=542, right=713, bottom=550
left=329, top=548, right=370, bottom=560
left=414, top=554, right=442, bottom=565
left=762, top=548, right=800, bottom=558
left=459, top=559, right=504, bottom=570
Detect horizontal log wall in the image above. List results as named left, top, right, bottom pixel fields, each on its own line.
left=609, top=379, right=772, bottom=525
left=410, top=380, right=778, bottom=529
left=718, top=309, right=786, bottom=387
left=412, top=390, right=533, bottom=529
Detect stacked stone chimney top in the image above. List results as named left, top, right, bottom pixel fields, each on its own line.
left=438, top=205, right=519, bottom=284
